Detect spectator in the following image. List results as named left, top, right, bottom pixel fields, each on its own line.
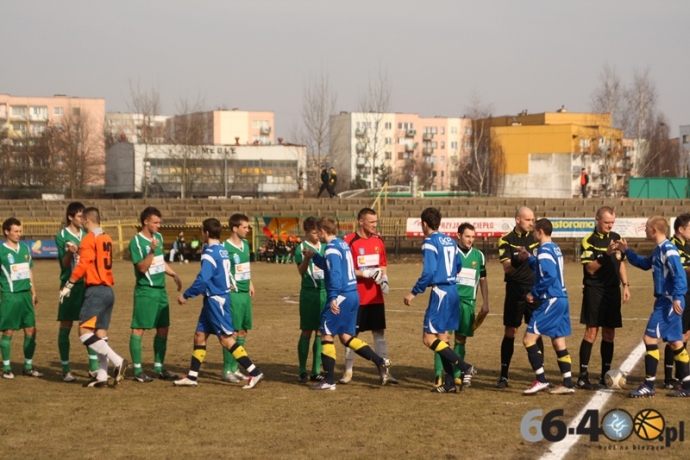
left=580, top=168, right=589, bottom=198
left=188, top=235, right=201, bottom=261
left=329, top=167, right=337, bottom=198
left=265, top=235, right=277, bottom=263
left=317, top=166, right=331, bottom=198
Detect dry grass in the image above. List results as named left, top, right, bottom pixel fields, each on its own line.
left=0, top=257, right=688, bottom=459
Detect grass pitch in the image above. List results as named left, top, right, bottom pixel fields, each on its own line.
left=0, top=257, right=688, bottom=459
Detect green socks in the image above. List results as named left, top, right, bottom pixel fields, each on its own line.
left=224, top=336, right=245, bottom=374
left=23, top=335, right=36, bottom=370
left=434, top=351, right=443, bottom=379
left=153, top=335, right=167, bottom=373
left=1, top=335, right=12, bottom=371
left=311, top=335, right=322, bottom=376
left=298, top=335, right=310, bottom=375
left=130, top=334, right=143, bottom=375
left=58, top=328, right=71, bottom=373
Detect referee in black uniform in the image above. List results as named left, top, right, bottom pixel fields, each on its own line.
left=496, top=206, right=541, bottom=388
left=576, top=206, right=630, bottom=390
left=665, top=213, right=690, bottom=388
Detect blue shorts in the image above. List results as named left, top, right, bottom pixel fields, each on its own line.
left=646, top=297, right=684, bottom=342
left=320, top=291, right=359, bottom=336
left=196, top=295, right=234, bottom=337
left=423, top=285, right=459, bottom=334
left=526, top=297, right=571, bottom=338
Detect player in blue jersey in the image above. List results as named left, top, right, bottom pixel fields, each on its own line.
left=618, top=216, right=690, bottom=397
left=404, top=207, right=475, bottom=393
left=304, top=216, right=391, bottom=391
left=519, top=218, right=574, bottom=395
left=173, top=218, right=263, bottom=389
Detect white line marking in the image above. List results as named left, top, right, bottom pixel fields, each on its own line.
left=538, top=341, right=646, bottom=460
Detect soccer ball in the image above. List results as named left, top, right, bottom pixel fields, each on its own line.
left=604, top=369, right=627, bottom=389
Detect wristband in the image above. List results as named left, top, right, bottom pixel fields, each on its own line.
left=622, top=282, right=629, bottom=287
left=64, top=281, right=74, bottom=290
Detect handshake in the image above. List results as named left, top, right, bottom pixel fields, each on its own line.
left=361, top=268, right=389, bottom=295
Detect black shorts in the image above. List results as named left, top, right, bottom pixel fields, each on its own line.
left=580, top=285, right=622, bottom=328
left=356, top=303, right=386, bottom=332
left=503, top=282, right=537, bottom=328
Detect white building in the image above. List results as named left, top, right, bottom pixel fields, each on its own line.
left=680, top=125, right=690, bottom=175
left=106, top=142, right=306, bottom=198
left=105, top=112, right=170, bottom=144
left=329, top=112, right=472, bottom=190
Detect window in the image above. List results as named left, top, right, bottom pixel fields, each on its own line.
left=465, top=127, right=472, bottom=135
left=72, top=107, right=81, bottom=116
left=451, top=127, right=458, bottom=134
left=398, top=122, right=403, bottom=129
left=464, top=142, right=472, bottom=150
left=12, top=123, right=26, bottom=132
left=440, top=141, right=445, bottom=149
left=683, top=135, right=689, bottom=144
left=384, top=122, right=392, bottom=130
left=54, top=106, right=63, bottom=115
left=441, top=127, right=445, bottom=135
left=385, top=137, right=392, bottom=145
left=450, top=141, right=458, bottom=149
left=397, top=152, right=404, bottom=160
left=440, top=156, right=445, bottom=163
left=11, top=106, right=27, bottom=116
left=385, top=151, right=392, bottom=160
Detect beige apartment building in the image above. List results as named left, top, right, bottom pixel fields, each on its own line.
left=106, top=112, right=170, bottom=144
left=330, top=112, right=472, bottom=191
left=0, top=93, right=106, bottom=190
left=166, top=109, right=275, bottom=146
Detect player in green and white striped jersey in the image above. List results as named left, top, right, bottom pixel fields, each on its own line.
left=221, top=213, right=255, bottom=383
left=55, top=202, right=99, bottom=382
left=294, top=217, right=327, bottom=383
left=0, top=218, right=42, bottom=379
left=128, top=207, right=182, bottom=382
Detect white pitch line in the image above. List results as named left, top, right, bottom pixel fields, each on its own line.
left=538, top=341, right=646, bottom=460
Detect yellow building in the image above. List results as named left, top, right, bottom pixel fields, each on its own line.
left=478, top=112, right=625, bottom=197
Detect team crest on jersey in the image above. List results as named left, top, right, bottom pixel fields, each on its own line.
left=359, top=248, right=365, bottom=255
left=472, top=261, right=477, bottom=268
left=25, top=254, right=29, bottom=261
left=375, top=247, right=379, bottom=253
left=7, top=254, right=14, bottom=264
left=233, top=253, right=240, bottom=264
left=145, top=245, right=151, bottom=253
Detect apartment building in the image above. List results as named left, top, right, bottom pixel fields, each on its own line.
left=106, top=112, right=170, bottom=144
left=166, top=109, right=274, bottom=146
left=329, top=112, right=472, bottom=190
left=480, top=111, right=626, bottom=197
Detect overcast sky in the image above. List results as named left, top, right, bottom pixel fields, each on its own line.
left=2, top=1, right=688, bottom=137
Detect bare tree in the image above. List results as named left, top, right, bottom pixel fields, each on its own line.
left=166, top=96, right=209, bottom=198
left=636, top=113, right=678, bottom=177
left=357, top=69, right=393, bottom=188
left=460, top=92, right=504, bottom=195
left=126, top=79, right=163, bottom=198
left=46, top=110, right=104, bottom=198
left=295, top=73, right=338, bottom=192
left=590, top=64, right=625, bottom=129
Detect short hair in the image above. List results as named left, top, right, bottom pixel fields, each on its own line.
left=65, top=202, right=85, bottom=224
left=229, top=213, right=249, bottom=232
left=596, top=206, right=615, bottom=219
left=82, top=207, right=101, bottom=225
left=203, top=218, right=222, bottom=240
left=2, top=217, right=21, bottom=234
left=421, top=207, right=441, bottom=231
left=515, top=206, right=532, bottom=219
left=458, top=222, right=475, bottom=235
left=303, top=216, right=317, bottom=233
left=357, top=207, right=376, bottom=220
left=534, top=218, right=553, bottom=236
left=140, top=206, right=162, bottom=225
left=649, top=216, right=668, bottom=235
left=316, top=216, right=337, bottom=236
left=674, top=213, right=690, bottom=232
